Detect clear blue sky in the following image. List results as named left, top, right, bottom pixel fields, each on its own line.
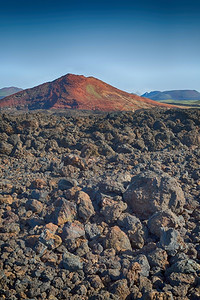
left=0, top=0, right=200, bottom=94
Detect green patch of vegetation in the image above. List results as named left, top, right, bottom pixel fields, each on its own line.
left=158, top=99, right=200, bottom=107
left=86, top=85, right=102, bottom=99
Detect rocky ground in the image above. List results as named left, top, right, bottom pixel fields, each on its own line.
left=0, top=107, right=200, bottom=300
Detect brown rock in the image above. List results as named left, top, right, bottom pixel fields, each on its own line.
left=0, top=141, right=13, bottom=155
left=26, top=199, right=43, bottom=213
left=63, top=154, right=86, bottom=170
left=147, top=248, right=169, bottom=270
left=130, top=285, right=142, bottom=299
left=81, top=143, right=99, bottom=158
left=54, top=199, right=77, bottom=226
left=75, top=191, right=95, bottom=222
left=117, top=213, right=144, bottom=249
left=31, top=178, right=47, bottom=189
left=64, top=186, right=82, bottom=199
left=75, top=238, right=90, bottom=256
left=88, top=275, right=104, bottom=290
left=40, top=251, right=58, bottom=265
left=0, top=181, right=13, bottom=193
left=143, top=291, right=173, bottom=300
left=127, top=262, right=141, bottom=285
left=124, top=170, right=185, bottom=219
left=188, top=286, right=200, bottom=300
left=62, top=221, right=85, bottom=240
left=147, top=209, right=184, bottom=238
left=105, top=226, right=132, bottom=253
left=170, top=284, right=189, bottom=298
left=39, top=229, right=62, bottom=249
left=100, top=197, right=127, bottom=223
left=0, top=195, right=14, bottom=205
left=139, top=276, right=153, bottom=293
left=110, top=279, right=130, bottom=300
left=168, top=272, right=196, bottom=286
left=44, top=223, right=58, bottom=234
left=49, top=179, right=57, bottom=190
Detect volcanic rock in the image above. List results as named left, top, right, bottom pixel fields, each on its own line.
left=25, top=199, right=43, bottom=213
left=61, top=221, right=85, bottom=241
left=147, top=248, right=169, bottom=270
left=123, top=170, right=185, bottom=219
left=100, top=197, right=127, bottom=223
left=62, top=251, right=83, bottom=271
left=110, top=279, right=130, bottom=299
left=39, top=229, right=62, bottom=249
left=147, top=209, right=184, bottom=238
left=105, top=226, right=132, bottom=253
left=159, top=228, right=184, bottom=255
left=117, top=213, right=145, bottom=249
left=0, top=107, right=199, bottom=300
left=0, top=141, right=13, bottom=155
left=48, top=199, right=77, bottom=226
left=133, top=254, right=150, bottom=277
left=75, top=191, right=95, bottom=222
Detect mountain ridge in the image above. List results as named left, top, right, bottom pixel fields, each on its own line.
left=0, top=87, right=23, bottom=100
left=142, top=89, right=200, bottom=101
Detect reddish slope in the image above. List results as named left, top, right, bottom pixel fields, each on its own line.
left=0, top=74, right=172, bottom=111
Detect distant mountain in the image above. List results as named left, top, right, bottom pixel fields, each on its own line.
left=0, top=87, right=23, bottom=100
left=0, top=74, right=173, bottom=111
left=142, top=90, right=200, bottom=101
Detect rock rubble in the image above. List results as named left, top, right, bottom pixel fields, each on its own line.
left=0, top=108, right=200, bottom=299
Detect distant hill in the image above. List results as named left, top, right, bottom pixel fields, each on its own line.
left=0, top=74, right=173, bottom=111
left=0, top=87, right=23, bottom=100
left=142, top=90, right=200, bottom=101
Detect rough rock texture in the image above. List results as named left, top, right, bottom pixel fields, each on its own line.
left=105, top=225, right=132, bottom=253
left=0, top=107, right=200, bottom=300
left=147, top=209, right=184, bottom=238
left=123, top=170, right=185, bottom=219
left=75, top=190, right=95, bottom=222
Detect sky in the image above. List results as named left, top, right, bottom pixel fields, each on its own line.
left=0, top=0, right=200, bottom=94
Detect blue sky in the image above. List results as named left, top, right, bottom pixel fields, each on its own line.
left=0, top=0, right=200, bottom=94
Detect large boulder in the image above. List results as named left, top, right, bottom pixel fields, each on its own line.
left=123, top=171, right=185, bottom=219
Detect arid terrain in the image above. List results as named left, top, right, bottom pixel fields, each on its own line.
left=0, top=74, right=173, bottom=111
left=0, top=107, right=200, bottom=299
